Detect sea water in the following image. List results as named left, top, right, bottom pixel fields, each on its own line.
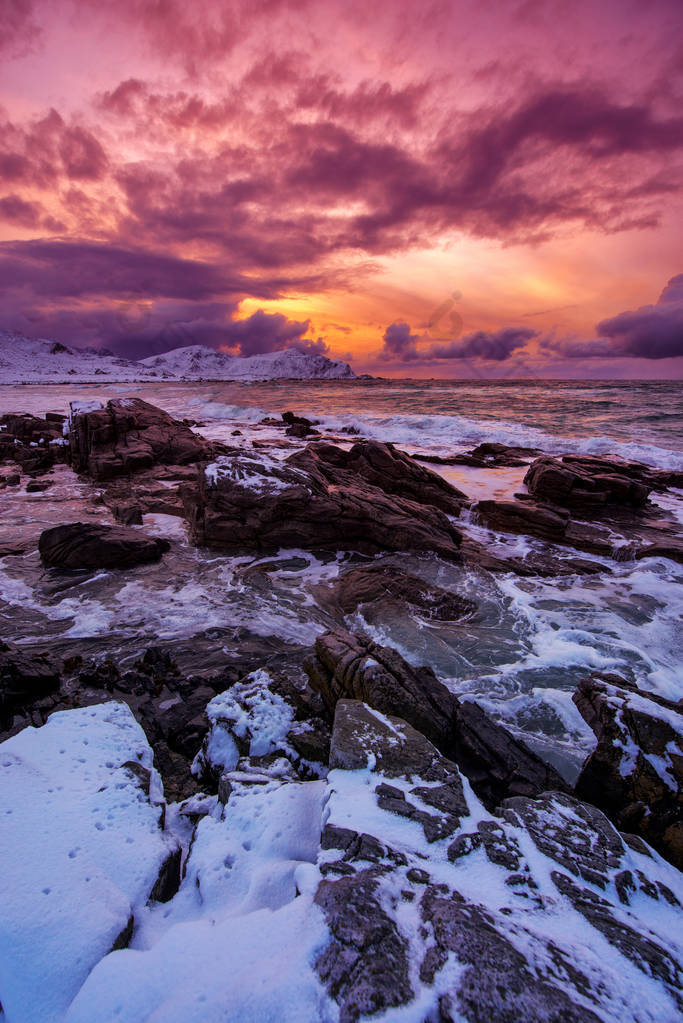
left=1, top=378, right=681, bottom=781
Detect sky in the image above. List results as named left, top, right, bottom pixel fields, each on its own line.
left=0, top=0, right=682, bottom=378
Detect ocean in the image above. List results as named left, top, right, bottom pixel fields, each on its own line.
left=1, top=378, right=682, bottom=782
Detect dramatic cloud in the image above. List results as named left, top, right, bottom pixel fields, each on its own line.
left=545, top=274, right=683, bottom=360
left=382, top=322, right=537, bottom=363
left=426, top=327, right=538, bottom=361
left=382, top=322, right=420, bottom=361
left=0, top=0, right=681, bottom=372
left=595, top=273, right=683, bottom=359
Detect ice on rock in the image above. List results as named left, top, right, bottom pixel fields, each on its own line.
left=0, top=703, right=178, bottom=1023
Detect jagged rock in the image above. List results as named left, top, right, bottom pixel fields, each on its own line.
left=573, top=673, right=683, bottom=868
left=319, top=563, right=476, bottom=621
left=185, top=442, right=464, bottom=560
left=523, top=454, right=669, bottom=513
left=0, top=639, right=61, bottom=728
left=289, top=439, right=467, bottom=515
left=304, top=629, right=565, bottom=807
left=317, top=699, right=683, bottom=1023
left=67, top=398, right=214, bottom=480
left=39, top=522, right=170, bottom=570
left=282, top=411, right=319, bottom=437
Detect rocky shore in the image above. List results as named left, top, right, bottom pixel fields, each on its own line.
left=1, top=396, right=681, bottom=1022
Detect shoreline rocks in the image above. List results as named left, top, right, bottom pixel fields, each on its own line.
left=39, top=522, right=170, bottom=570
left=185, top=440, right=465, bottom=560
left=573, top=672, right=683, bottom=869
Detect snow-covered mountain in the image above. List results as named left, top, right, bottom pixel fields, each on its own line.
left=0, top=334, right=356, bottom=383
left=0, top=332, right=161, bottom=384
left=139, top=345, right=355, bottom=380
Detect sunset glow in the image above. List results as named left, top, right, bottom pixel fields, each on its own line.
left=1, top=0, right=682, bottom=376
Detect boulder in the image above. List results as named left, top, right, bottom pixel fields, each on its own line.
left=320, top=563, right=476, bottom=621
left=524, top=454, right=655, bottom=512
left=185, top=442, right=464, bottom=560
left=67, top=398, right=214, bottom=480
left=573, top=673, right=683, bottom=868
left=304, top=629, right=566, bottom=807
left=39, top=522, right=170, bottom=570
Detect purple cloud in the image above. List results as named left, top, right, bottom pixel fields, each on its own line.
left=426, top=327, right=538, bottom=361
left=382, top=321, right=421, bottom=361
left=546, top=274, right=683, bottom=360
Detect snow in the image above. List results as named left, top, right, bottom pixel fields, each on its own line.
left=0, top=703, right=177, bottom=1023
left=0, top=333, right=161, bottom=385
left=140, top=344, right=355, bottom=380
left=0, top=334, right=354, bottom=383
left=205, top=453, right=310, bottom=494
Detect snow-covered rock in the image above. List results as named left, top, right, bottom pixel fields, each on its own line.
left=139, top=344, right=355, bottom=380
left=0, top=332, right=161, bottom=384
left=0, top=703, right=179, bottom=1023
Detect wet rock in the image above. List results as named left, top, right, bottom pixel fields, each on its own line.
left=25, top=479, right=52, bottom=493
left=186, top=442, right=464, bottom=561
left=573, top=673, right=683, bottom=868
left=524, top=454, right=654, bottom=512
left=39, top=522, right=170, bottom=570
left=282, top=411, right=319, bottom=438
left=0, top=639, right=61, bottom=728
left=68, top=398, right=214, bottom=480
left=416, top=442, right=542, bottom=468
left=305, top=629, right=566, bottom=807
left=321, top=563, right=476, bottom=621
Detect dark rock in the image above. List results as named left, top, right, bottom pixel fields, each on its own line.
left=573, top=673, right=683, bottom=868
left=524, top=454, right=654, bottom=512
left=322, top=564, right=476, bottom=621
left=111, top=503, right=144, bottom=525
left=0, top=639, right=61, bottom=727
left=185, top=441, right=464, bottom=561
left=6, top=474, right=21, bottom=486
left=39, top=522, right=170, bottom=570
left=314, top=869, right=414, bottom=1023
left=68, top=398, right=214, bottom=480
left=25, top=480, right=52, bottom=493
left=416, top=442, right=542, bottom=468
left=306, top=630, right=565, bottom=808
left=147, top=844, right=182, bottom=903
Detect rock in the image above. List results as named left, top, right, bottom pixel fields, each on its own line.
left=25, top=479, right=52, bottom=493
left=320, top=564, right=476, bottom=621
left=0, top=639, right=61, bottom=728
left=110, top=502, right=144, bottom=525
left=289, top=439, right=467, bottom=515
left=186, top=442, right=464, bottom=561
left=304, top=629, right=566, bottom=807
left=0, top=702, right=179, bottom=1023
left=38, top=522, right=170, bottom=570
left=317, top=699, right=683, bottom=1023
left=67, top=398, right=214, bottom=480
left=6, top=473, right=20, bottom=486
left=524, top=454, right=655, bottom=512
left=281, top=411, right=319, bottom=437
left=415, top=442, right=541, bottom=468
left=193, top=668, right=329, bottom=792
left=573, top=673, right=683, bottom=868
